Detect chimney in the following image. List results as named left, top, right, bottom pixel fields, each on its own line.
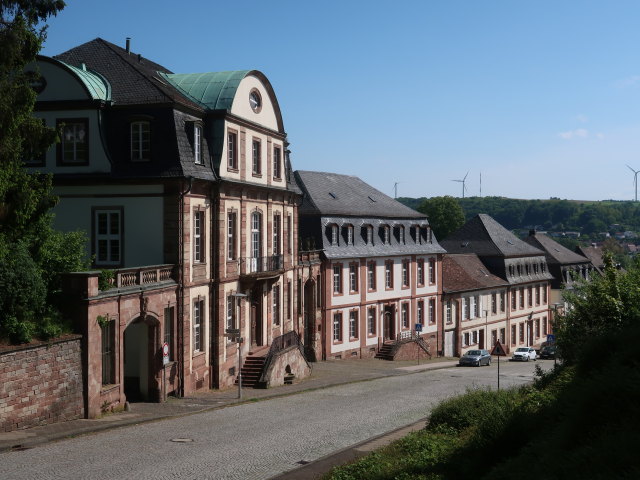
left=126, top=37, right=131, bottom=54
left=529, top=229, right=536, bottom=236
left=137, top=53, right=142, bottom=63
left=80, top=61, right=86, bottom=71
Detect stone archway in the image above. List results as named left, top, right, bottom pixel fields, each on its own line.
left=123, top=314, right=161, bottom=402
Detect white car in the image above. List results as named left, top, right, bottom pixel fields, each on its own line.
left=512, top=347, right=537, bottom=362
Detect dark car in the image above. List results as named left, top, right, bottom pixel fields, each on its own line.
left=459, top=349, right=492, bottom=367
left=539, top=345, right=557, bottom=359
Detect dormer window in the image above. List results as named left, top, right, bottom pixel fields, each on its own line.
left=345, top=225, right=354, bottom=245
left=331, top=225, right=338, bottom=245
left=57, top=118, right=89, bottom=165
left=194, top=125, right=203, bottom=164
left=382, top=225, right=390, bottom=244
left=362, top=225, right=373, bottom=245
left=398, top=226, right=405, bottom=244
left=131, top=121, right=150, bottom=161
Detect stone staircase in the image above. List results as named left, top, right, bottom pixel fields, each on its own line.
left=235, top=355, right=266, bottom=388
left=375, top=342, right=395, bottom=361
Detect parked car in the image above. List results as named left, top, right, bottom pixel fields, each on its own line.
left=459, top=349, right=492, bottom=367
left=539, top=345, right=557, bottom=359
left=512, top=347, right=537, bottom=362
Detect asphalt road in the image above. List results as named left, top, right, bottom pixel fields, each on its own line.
left=2, top=360, right=548, bottom=480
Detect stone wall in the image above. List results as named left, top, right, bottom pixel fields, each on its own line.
left=260, top=346, right=311, bottom=388
left=0, top=336, right=84, bottom=432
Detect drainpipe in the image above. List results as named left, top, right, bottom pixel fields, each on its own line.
left=210, top=181, right=219, bottom=389
left=178, top=176, right=193, bottom=397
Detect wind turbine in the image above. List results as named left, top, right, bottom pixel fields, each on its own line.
left=627, top=165, right=639, bottom=202
left=452, top=171, right=469, bottom=198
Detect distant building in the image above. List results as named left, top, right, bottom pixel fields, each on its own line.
left=295, top=171, right=446, bottom=360
left=441, top=214, right=553, bottom=351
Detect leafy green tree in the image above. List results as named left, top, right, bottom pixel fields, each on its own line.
left=556, top=253, right=640, bottom=364
left=417, top=196, right=465, bottom=240
left=0, top=1, right=87, bottom=344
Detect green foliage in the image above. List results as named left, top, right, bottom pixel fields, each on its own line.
left=98, top=269, right=114, bottom=291
left=417, top=196, right=465, bottom=241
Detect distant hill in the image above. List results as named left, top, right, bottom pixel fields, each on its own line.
left=397, top=196, right=640, bottom=234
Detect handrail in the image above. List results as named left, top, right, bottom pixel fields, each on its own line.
left=258, top=331, right=306, bottom=386
left=240, top=255, right=284, bottom=274
left=101, top=264, right=176, bottom=291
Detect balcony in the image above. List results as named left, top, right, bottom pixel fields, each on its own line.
left=239, top=255, right=284, bottom=283
left=104, top=264, right=176, bottom=290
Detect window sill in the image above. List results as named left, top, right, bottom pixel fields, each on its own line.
left=228, top=167, right=239, bottom=173
left=252, top=173, right=263, bottom=178
left=100, top=383, right=120, bottom=395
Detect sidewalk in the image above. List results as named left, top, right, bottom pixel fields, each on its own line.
left=0, top=357, right=458, bottom=454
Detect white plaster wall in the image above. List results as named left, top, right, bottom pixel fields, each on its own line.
left=51, top=186, right=164, bottom=268
left=231, top=76, right=279, bottom=131
left=31, top=60, right=89, bottom=101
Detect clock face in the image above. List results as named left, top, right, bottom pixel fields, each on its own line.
left=249, top=91, right=261, bottom=112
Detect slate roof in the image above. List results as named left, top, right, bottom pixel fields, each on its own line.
left=525, top=232, right=590, bottom=266
left=295, top=171, right=425, bottom=218
left=440, top=214, right=544, bottom=257
left=54, top=38, right=202, bottom=110
left=442, top=254, right=508, bottom=293
left=576, top=245, right=605, bottom=272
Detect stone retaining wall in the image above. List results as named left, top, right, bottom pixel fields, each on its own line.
left=0, top=336, right=84, bottom=432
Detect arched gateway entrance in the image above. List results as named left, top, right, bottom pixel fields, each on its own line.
left=123, top=315, right=161, bottom=402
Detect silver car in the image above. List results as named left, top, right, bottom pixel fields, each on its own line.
left=459, top=349, right=492, bottom=367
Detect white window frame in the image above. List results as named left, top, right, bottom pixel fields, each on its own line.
left=368, top=307, right=376, bottom=335
left=252, top=139, right=261, bottom=174
left=349, top=264, right=358, bottom=292
left=227, top=131, right=237, bottom=169
left=272, top=285, right=280, bottom=326
left=349, top=311, right=358, bottom=339
left=273, top=145, right=281, bottom=178
left=130, top=121, right=150, bottom=161
left=333, top=313, right=342, bottom=341
left=94, top=209, right=122, bottom=266
left=273, top=213, right=281, bottom=256
left=333, top=265, right=342, bottom=294
left=194, top=125, right=203, bottom=165
left=193, top=210, right=204, bottom=263
left=193, top=299, right=203, bottom=352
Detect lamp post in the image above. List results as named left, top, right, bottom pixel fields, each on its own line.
left=230, top=292, right=247, bottom=399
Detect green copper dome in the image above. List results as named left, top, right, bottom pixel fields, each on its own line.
left=159, top=70, right=251, bottom=111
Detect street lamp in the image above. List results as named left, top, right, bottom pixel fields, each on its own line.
left=230, top=292, right=247, bottom=399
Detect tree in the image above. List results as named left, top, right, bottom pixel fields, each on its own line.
left=555, top=253, right=640, bottom=365
left=0, top=1, right=87, bottom=344
left=417, top=196, right=465, bottom=241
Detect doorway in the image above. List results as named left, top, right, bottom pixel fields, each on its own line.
left=251, top=289, right=263, bottom=347
left=304, top=280, right=316, bottom=361
left=383, top=306, right=395, bottom=341
left=124, top=320, right=149, bottom=402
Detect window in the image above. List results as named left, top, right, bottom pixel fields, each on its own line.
left=58, top=118, right=88, bottom=165
left=227, top=211, right=237, bottom=260
left=401, top=303, right=409, bottom=328
left=398, top=226, right=405, bottom=244
left=164, top=307, right=174, bottom=362
left=500, top=328, right=505, bottom=344
left=349, top=264, right=358, bottom=293
left=472, top=330, right=478, bottom=344
left=527, top=286, right=533, bottom=307
left=226, top=295, right=236, bottom=331
left=382, top=225, right=390, bottom=244
left=331, top=225, right=338, bottom=245
left=402, top=260, right=409, bottom=287
left=429, top=259, right=436, bottom=284
left=542, top=285, right=547, bottom=304
left=463, top=297, right=470, bottom=320
left=535, top=318, right=540, bottom=338
left=474, top=295, right=480, bottom=318
left=417, top=300, right=424, bottom=325
left=227, top=131, right=238, bottom=170
left=385, top=261, right=393, bottom=289
left=519, top=323, right=524, bottom=343
left=535, top=285, right=540, bottom=305
left=273, top=213, right=281, bottom=255
left=333, top=312, right=342, bottom=341
left=349, top=311, right=358, bottom=338
left=272, top=285, right=280, bottom=325
left=543, top=316, right=548, bottom=336
left=500, top=292, right=506, bottom=312
left=491, top=293, right=497, bottom=314
left=366, top=225, right=373, bottom=245
left=429, top=298, right=436, bottom=324
left=130, top=121, right=150, bottom=161
left=367, top=262, right=376, bottom=290
left=446, top=300, right=452, bottom=324
left=193, top=299, right=204, bottom=352
left=286, top=215, right=292, bottom=254
left=251, top=212, right=262, bottom=268
left=417, top=259, right=425, bottom=285
left=519, top=288, right=524, bottom=309
left=252, top=139, right=261, bottom=174
left=194, top=125, right=203, bottom=165
left=94, top=209, right=122, bottom=266
left=491, top=329, right=497, bottom=346
left=511, top=290, right=517, bottom=310
left=193, top=210, right=205, bottom=263
left=287, top=281, right=292, bottom=320
left=273, top=145, right=281, bottom=178
left=511, top=325, right=516, bottom=345
left=346, top=225, right=354, bottom=245
left=101, top=320, right=114, bottom=385
left=333, top=265, right=342, bottom=294
left=368, top=307, right=376, bottom=335
left=463, top=332, right=470, bottom=346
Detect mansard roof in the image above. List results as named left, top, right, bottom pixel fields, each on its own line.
left=525, top=232, right=590, bottom=266
left=442, top=254, right=509, bottom=293
left=54, top=38, right=202, bottom=110
left=441, top=214, right=544, bottom=258
left=295, top=170, right=425, bottom=219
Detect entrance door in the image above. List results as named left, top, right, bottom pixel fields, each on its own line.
left=444, top=331, right=456, bottom=357
left=383, top=307, right=394, bottom=340
left=251, top=292, right=263, bottom=347
left=123, top=321, right=149, bottom=402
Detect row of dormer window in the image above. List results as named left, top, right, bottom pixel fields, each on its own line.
left=327, top=223, right=431, bottom=247
left=507, top=261, right=547, bottom=278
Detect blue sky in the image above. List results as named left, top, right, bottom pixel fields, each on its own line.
left=40, top=1, right=640, bottom=201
